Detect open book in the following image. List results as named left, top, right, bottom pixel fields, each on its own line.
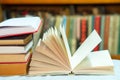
left=29, top=27, right=114, bottom=75
left=0, top=17, right=42, bottom=37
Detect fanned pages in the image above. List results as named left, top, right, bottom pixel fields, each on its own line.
left=29, top=27, right=114, bottom=75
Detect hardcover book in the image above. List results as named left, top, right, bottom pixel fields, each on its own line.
left=0, top=17, right=42, bottom=38
left=29, top=26, right=114, bottom=75
left=0, top=34, right=32, bottom=45
left=0, top=50, right=31, bottom=62
left=0, top=40, right=33, bottom=53
left=0, top=54, right=31, bottom=76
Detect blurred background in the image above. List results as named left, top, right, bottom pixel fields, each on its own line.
left=0, top=1, right=120, bottom=59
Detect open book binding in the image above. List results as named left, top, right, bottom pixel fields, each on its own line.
left=29, top=27, right=114, bottom=75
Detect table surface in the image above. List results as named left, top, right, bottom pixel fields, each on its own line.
left=0, top=59, right=120, bottom=80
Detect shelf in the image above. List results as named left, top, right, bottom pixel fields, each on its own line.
left=1, top=0, right=120, bottom=4
left=111, top=54, right=120, bottom=60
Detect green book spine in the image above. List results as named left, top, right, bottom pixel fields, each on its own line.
left=68, top=16, right=74, bottom=54
left=100, top=15, right=105, bottom=50
left=87, top=15, right=93, bottom=36
left=118, top=16, right=120, bottom=54
left=108, top=15, right=114, bottom=54
left=114, top=15, right=119, bottom=54
left=92, top=16, right=95, bottom=31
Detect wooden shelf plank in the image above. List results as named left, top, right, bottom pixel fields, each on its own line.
left=1, top=0, right=120, bottom=4
left=111, top=54, right=120, bottom=60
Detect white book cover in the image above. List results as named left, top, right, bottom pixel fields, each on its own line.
left=0, top=17, right=42, bottom=37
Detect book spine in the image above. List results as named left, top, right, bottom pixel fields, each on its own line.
left=55, top=16, right=62, bottom=30
left=87, top=15, right=93, bottom=36
left=76, top=16, right=81, bottom=41
left=62, top=16, right=67, bottom=30
left=0, top=5, right=3, bottom=22
left=100, top=15, right=105, bottom=50
left=80, top=18, right=87, bottom=45
left=71, top=16, right=77, bottom=54
left=118, top=16, right=120, bottom=54
left=68, top=16, right=74, bottom=54
left=114, top=15, right=119, bottom=54
left=94, top=16, right=101, bottom=51
left=76, top=16, right=81, bottom=48
left=66, top=16, right=70, bottom=38
left=104, top=16, right=110, bottom=50
left=108, top=15, right=114, bottom=54
left=92, top=16, right=95, bottom=31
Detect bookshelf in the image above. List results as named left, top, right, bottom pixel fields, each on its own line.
left=0, top=0, right=120, bottom=60
left=0, top=0, right=120, bottom=4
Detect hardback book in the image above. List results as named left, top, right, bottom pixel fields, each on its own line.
left=99, top=15, right=105, bottom=50
left=87, top=15, right=93, bottom=36
left=0, top=17, right=42, bottom=38
left=108, top=15, right=114, bottom=54
left=80, top=17, right=87, bottom=45
left=93, top=16, right=101, bottom=51
left=113, top=15, right=119, bottom=54
left=0, top=40, right=33, bottom=53
left=68, top=16, right=76, bottom=54
left=0, top=50, right=31, bottom=63
left=104, top=15, right=110, bottom=49
left=32, top=20, right=43, bottom=50
left=0, top=53, right=31, bottom=76
left=0, top=34, right=32, bottom=45
left=29, top=27, right=114, bottom=75
left=118, top=16, right=120, bottom=54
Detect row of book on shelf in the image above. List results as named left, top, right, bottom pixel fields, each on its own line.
left=46, top=15, right=120, bottom=55
left=0, top=15, right=116, bottom=75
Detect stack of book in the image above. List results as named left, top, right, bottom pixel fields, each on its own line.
left=0, top=17, right=42, bottom=75
left=0, top=34, right=33, bottom=75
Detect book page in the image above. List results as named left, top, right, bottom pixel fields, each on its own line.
left=71, top=30, right=102, bottom=69
left=60, top=26, right=72, bottom=67
left=73, top=50, right=114, bottom=74
left=42, top=28, right=70, bottom=70
left=0, top=17, right=41, bottom=31
left=86, top=50, right=113, bottom=67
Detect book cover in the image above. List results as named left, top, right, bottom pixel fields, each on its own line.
left=100, top=15, right=105, bottom=50
left=32, top=20, right=43, bottom=50
left=118, top=16, right=120, bottom=54
left=0, top=50, right=31, bottom=63
left=0, top=54, right=31, bottom=76
left=108, top=15, right=114, bottom=54
left=29, top=27, right=113, bottom=75
left=87, top=15, right=93, bottom=36
left=76, top=16, right=81, bottom=48
left=0, top=40, right=33, bottom=53
left=0, top=17, right=42, bottom=38
left=0, top=34, right=32, bottom=45
left=80, top=17, right=87, bottom=45
left=93, top=16, right=101, bottom=51
left=113, top=15, right=119, bottom=54
left=104, top=16, right=110, bottom=49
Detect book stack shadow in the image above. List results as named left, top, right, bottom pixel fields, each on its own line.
left=0, top=34, right=33, bottom=76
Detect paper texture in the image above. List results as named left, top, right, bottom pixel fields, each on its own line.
left=60, top=26, right=102, bottom=69
left=71, top=30, right=102, bottom=69
left=0, top=17, right=40, bottom=30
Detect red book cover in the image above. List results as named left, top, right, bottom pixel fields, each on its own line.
left=94, top=16, right=101, bottom=51
left=80, top=18, right=87, bottom=45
